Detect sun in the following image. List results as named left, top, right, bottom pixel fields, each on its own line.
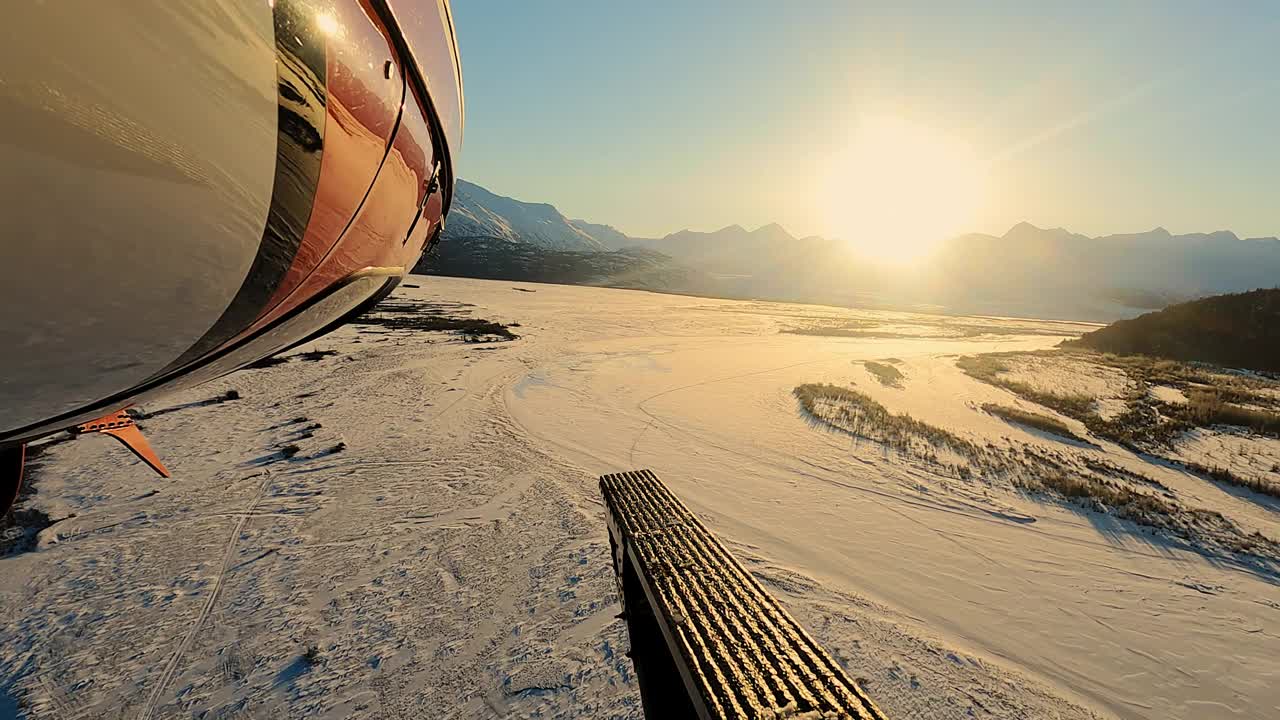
left=825, top=117, right=987, bottom=265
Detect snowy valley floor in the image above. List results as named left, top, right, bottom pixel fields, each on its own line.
left=2, top=277, right=1276, bottom=719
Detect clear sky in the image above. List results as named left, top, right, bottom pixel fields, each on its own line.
left=451, top=1, right=1280, bottom=244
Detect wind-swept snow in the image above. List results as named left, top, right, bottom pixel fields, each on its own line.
left=2, top=277, right=1275, bottom=719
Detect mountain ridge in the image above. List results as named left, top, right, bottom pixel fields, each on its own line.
left=446, top=180, right=604, bottom=251
left=431, top=179, right=1280, bottom=321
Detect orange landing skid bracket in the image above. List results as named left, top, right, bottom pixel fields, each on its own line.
left=76, top=411, right=172, bottom=478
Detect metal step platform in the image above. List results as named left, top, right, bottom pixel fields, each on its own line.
left=601, top=469, right=888, bottom=720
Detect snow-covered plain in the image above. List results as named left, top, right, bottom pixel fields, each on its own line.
left=2, top=277, right=1276, bottom=719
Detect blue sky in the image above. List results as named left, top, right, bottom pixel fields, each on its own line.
left=451, top=1, right=1280, bottom=241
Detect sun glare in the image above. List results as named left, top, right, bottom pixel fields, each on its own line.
left=315, top=11, right=340, bottom=37
left=826, top=117, right=987, bottom=265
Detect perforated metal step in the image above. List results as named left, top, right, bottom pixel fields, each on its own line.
left=601, top=469, right=887, bottom=720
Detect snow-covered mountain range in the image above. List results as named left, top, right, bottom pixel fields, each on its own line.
left=445, top=180, right=605, bottom=251
left=433, top=179, right=1280, bottom=320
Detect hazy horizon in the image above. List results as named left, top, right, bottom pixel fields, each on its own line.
left=461, top=176, right=1279, bottom=244
left=453, top=1, right=1280, bottom=257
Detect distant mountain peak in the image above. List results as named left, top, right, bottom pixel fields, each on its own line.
left=752, top=222, right=794, bottom=240
left=1004, top=221, right=1044, bottom=236
left=1002, top=221, right=1086, bottom=244
left=447, top=179, right=603, bottom=251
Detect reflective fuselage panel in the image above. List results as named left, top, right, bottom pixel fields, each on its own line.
left=0, top=1, right=462, bottom=444
left=389, top=0, right=465, bottom=159
left=262, top=0, right=408, bottom=322
left=0, top=2, right=278, bottom=432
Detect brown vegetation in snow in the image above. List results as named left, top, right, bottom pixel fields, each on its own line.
left=795, top=382, right=1278, bottom=564
left=981, top=403, right=1085, bottom=443
left=864, top=361, right=905, bottom=388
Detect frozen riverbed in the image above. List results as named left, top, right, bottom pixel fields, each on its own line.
left=2, top=277, right=1275, bottom=719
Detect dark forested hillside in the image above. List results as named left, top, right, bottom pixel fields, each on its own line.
left=415, top=235, right=710, bottom=291
left=1065, top=288, right=1280, bottom=372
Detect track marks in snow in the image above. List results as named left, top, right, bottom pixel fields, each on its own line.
left=14, top=279, right=1278, bottom=719
left=746, top=559, right=1100, bottom=720
left=137, top=472, right=272, bottom=720
left=627, top=355, right=841, bottom=466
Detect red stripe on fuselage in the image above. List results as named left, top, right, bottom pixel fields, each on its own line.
left=253, top=0, right=407, bottom=328
left=221, top=0, right=443, bottom=346
left=255, top=83, right=438, bottom=331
